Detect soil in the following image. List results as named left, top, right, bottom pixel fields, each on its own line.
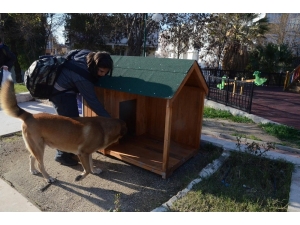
left=0, top=131, right=220, bottom=212
left=0, top=119, right=287, bottom=212
left=202, top=118, right=282, bottom=144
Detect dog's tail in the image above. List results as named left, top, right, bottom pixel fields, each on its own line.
left=0, top=79, right=32, bottom=121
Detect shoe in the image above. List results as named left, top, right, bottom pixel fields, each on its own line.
left=55, top=154, right=79, bottom=166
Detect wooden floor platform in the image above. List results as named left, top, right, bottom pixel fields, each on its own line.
left=98, top=134, right=198, bottom=178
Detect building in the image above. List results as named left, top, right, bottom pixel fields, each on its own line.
left=46, top=33, right=68, bottom=56
left=105, top=31, right=159, bottom=57
left=264, top=13, right=300, bottom=56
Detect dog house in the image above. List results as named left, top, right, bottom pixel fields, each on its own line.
left=83, top=56, right=208, bottom=178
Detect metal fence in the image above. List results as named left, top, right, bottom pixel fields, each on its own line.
left=201, top=68, right=286, bottom=87
left=204, top=75, right=255, bottom=113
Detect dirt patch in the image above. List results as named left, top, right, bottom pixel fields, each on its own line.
left=0, top=132, right=221, bottom=212
left=202, top=118, right=282, bottom=144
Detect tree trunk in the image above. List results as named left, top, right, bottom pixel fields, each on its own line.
left=14, top=60, right=22, bottom=83
left=10, top=41, right=23, bottom=83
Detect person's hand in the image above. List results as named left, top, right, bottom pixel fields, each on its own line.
left=1, top=65, right=8, bottom=70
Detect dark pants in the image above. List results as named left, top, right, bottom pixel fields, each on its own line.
left=0, top=68, right=3, bottom=87
left=49, top=91, right=79, bottom=158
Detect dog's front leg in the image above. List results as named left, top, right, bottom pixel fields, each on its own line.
left=90, top=154, right=102, bottom=174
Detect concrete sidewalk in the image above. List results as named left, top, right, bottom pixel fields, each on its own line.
left=0, top=100, right=56, bottom=137
left=0, top=178, right=40, bottom=212
left=0, top=94, right=299, bottom=212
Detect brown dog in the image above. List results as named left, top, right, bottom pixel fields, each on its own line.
left=0, top=79, right=127, bottom=183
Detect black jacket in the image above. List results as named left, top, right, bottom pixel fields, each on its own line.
left=0, top=44, right=16, bottom=71
left=53, top=49, right=111, bottom=117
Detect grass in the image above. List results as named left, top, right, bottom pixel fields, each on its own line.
left=0, top=131, right=23, bottom=142
left=259, top=123, right=300, bottom=149
left=169, top=151, right=294, bottom=212
left=204, top=106, right=300, bottom=149
left=230, top=132, right=262, bottom=141
left=203, top=107, right=253, bottom=123
left=14, top=83, right=28, bottom=94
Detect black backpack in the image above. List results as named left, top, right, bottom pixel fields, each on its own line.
left=24, top=49, right=89, bottom=99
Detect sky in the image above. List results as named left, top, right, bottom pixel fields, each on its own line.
left=56, top=26, right=65, bottom=44
left=52, top=14, right=65, bottom=44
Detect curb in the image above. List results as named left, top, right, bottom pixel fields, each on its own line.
left=16, top=92, right=33, bottom=103
left=15, top=92, right=52, bottom=105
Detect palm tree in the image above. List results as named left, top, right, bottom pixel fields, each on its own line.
left=202, top=13, right=269, bottom=70
left=221, top=13, right=269, bottom=71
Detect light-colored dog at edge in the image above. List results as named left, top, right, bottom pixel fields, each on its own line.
left=0, top=79, right=127, bottom=183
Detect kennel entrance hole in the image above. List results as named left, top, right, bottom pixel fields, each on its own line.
left=119, top=99, right=137, bottom=136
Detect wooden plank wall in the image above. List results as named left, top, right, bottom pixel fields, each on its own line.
left=171, top=86, right=202, bottom=148
left=145, top=97, right=167, bottom=140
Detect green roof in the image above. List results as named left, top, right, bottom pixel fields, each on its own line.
left=96, top=55, right=200, bottom=99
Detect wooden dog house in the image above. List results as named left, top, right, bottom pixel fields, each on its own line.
left=83, top=56, right=208, bottom=178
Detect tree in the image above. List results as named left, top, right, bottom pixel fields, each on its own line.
left=45, top=14, right=65, bottom=54
left=1, top=13, right=49, bottom=82
left=248, top=43, right=294, bottom=73
left=265, top=13, right=300, bottom=48
left=159, top=13, right=211, bottom=59
left=64, top=13, right=113, bottom=51
left=200, top=13, right=269, bottom=70
left=264, top=13, right=300, bottom=67
left=198, top=13, right=231, bottom=68
left=265, top=13, right=290, bottom=45
left=64, top=13, right=212, bottom=58
left=64, top=13, right=160, bottom=56
left=109, top=13, right=161, bottom=56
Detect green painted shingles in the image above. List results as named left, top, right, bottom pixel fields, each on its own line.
left=112, top=56, right=193, bottom=73
left=96, top=56, right=195, bottom=99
